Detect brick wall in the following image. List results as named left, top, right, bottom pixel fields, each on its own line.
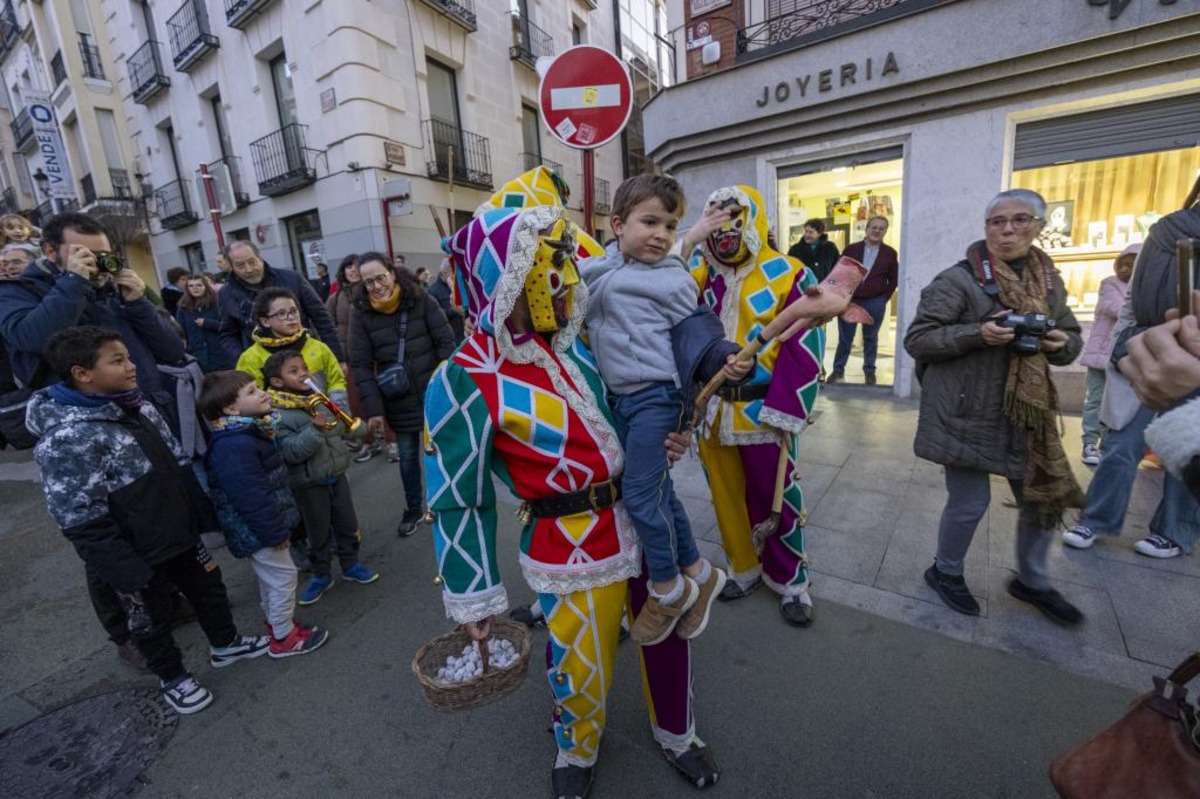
left=683, top=2, right=744, bottom=79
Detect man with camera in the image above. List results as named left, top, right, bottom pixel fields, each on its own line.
left=905, top=189, right=1086, bottom=625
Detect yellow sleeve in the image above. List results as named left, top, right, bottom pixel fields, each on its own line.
left=235, top=345, right=268, bottom=388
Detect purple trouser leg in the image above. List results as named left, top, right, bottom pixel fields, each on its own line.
left=741, top=440, right=810, bottom=595
left=628, top=561, right=695, bottom=749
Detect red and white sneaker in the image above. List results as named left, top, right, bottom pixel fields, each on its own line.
left=268, top=623, right=330, bottom=658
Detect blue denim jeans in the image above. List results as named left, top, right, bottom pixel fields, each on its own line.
left=1081, top=368, right=1107, bottom=448
left=393, top=430, right=424, bottom=513
left=610, top=384, right=701, bottom=584
left=833, top=294, right=889, bottom=375
left=1080, top=403, right=1200, bottom=551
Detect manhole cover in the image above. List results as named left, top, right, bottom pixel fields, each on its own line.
left=0, top=688, right=177, bottom=798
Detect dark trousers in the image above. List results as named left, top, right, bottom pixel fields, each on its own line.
left=87, top=568, right=130, bottom=644
left=394, top=430, right=423, bottom=512
left=117, top=543, right=238, bottom=682
left=296, top=475, right=361, bottom=575
left=833, top=294, right=890, bottom=375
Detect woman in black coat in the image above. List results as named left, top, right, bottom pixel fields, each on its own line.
left=350, top=252, right=455, bottom=535
left=787, top=218, right=841, bottom=282
left=176, top=275, right=234, bottom=372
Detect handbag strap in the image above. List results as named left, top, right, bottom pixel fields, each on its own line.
left=1166, top=653, right=1200, bottom=688
left=394, top=310, right=409, bottom=367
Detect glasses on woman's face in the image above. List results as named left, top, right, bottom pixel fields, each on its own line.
left=267, top=308, right=300, bottom=320
left=363, top=274, right=392, bottom=289
left=986, top=214, right=1042, bottom=230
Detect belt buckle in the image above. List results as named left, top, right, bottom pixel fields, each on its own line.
left=588, top=481, right=606, bottom=511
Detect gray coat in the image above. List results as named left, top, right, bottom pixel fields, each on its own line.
left=904, top=259, right=1082, bottom=480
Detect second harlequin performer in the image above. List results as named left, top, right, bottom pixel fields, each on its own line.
left=425, top=204, right=719, bottom=797
left=689, top=185, right=824, bottom=627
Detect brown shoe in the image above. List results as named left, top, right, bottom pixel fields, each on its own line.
left=631, top=578, right=699, bottom=646
left=676, top=566, right=727, bottom=640
left=825, top=371, right=843, bottom=384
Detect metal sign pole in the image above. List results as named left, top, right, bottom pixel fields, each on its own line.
left=582, top=149, right=595, bottom=236
left=198, top=162, right=226, bottom=252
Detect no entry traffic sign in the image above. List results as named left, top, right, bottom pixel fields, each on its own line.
left=538, top=45, right=633, bottom=150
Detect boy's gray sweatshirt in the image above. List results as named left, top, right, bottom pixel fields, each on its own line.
left=578, top=243, right=698, bottom=395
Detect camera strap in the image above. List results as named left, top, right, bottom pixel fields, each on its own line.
left=969, top=241, right=1055, bottom=299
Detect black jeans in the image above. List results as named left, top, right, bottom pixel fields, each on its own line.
left=87, top=567, right=130, bottom=645
left=296, top=475, right=361, bottom=575
left=394, top=430, right=423, bottom=512
left=117, top=543, right=238, bottom=682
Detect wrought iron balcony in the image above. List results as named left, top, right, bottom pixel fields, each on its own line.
left=50, top=52, right=67, bottom=87
left=225, top=0, right=279, bottom=30
left=197, top=156, right=252, bottom=208
left=11, top=107, right=33, bottom=152
left=155, top=179, right=199, bottom=230
left=79, top=33, right=105, bottom=79
left=0, top=187, right=16, bottom=214
left=59, top=198, right=81, bottom=214
left=737, top=0, right=946, bottom=61
left=0, top=3, right=19, bottom=58
left=110, top=168, right=133, bottom=199
left=168, top=0, right=219, bottom=71
left=418, top=0, right=476, bottom=32
left=81, top=173, right=97, bottom=205
left=423, top=118, right=492, bottom=190
left=510, top=13, right=554, bottom=69
left=520, top=152, right=562, bottom=174
left=250, top=124, right=318, bottom=197
left=593, top=177, right=611, bottom=215
left=30, top=200, right=54, bottom=228
left=128, top=41, right=171, bottom=104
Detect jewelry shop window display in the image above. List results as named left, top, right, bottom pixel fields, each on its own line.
left=1012, top=147, right=1200, bottom=320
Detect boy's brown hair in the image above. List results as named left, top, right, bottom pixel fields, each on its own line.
left=198, top=370, right=256, bottom=420
left=610, top=174, right=686, bottom=223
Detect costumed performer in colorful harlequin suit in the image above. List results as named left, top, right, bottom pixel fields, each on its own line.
left=690, top=185, right=824, bottom=627
left=425, top=203, right=719, bottom=797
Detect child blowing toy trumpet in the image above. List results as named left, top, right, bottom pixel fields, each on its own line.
left=303, top=378, right=363, bottom=434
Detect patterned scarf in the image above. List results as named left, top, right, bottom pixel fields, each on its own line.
left=251, top=326, right=308, bottom=352
left=968, top=242, right=1085, bottom=527
left=210, top=411, right=280, bottom=439
left=266, top=388, right=312, bottom=410
left=48, top=383, right=144, bottom=411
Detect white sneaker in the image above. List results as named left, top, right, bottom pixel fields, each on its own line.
left=210, top=634, right=270, bottom=668
left=1062, top=525, right=1096, bottom=549
left=160, top=674, right=213, bottom=714
left=1134, top=534, right=1182, bottom=559
left=1081, top=444, right=1101, bottom=466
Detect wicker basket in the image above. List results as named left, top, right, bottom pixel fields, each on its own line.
left=412, top=618, right=533, bottom=712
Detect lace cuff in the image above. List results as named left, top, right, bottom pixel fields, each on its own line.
left=443, top=584, right=509, bottom=624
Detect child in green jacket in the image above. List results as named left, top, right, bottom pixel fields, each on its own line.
left=262, top=349, right=378, bottom=606
left=237, top=287, right=348, bottom=406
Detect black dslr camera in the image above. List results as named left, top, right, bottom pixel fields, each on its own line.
left=998, top=312, right=1055, bottom=356
left=93, top=251, right=125, bottom=274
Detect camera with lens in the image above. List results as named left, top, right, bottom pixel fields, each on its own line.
left=93, top=251, right=125, bottom=274
left=998, top=312, right=1055, bottom=356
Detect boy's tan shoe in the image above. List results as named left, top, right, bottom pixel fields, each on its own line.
left=675, top=566, right=727, bottom=640
left=631, top=577, right=699, bottom=646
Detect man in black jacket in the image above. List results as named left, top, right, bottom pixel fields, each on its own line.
left=218, top=240, right=344, bottom=363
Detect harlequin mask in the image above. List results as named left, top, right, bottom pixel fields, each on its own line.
left=706, top=201, right=751, bottom=266
left=525, top=218, right=580, bottom=333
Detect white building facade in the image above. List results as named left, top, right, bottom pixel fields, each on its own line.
left=648, top=0, right=1200, bottom=402
left=102, top=0, right=673, bottom=283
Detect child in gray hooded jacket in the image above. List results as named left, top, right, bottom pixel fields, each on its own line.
left=579, top=174, right=751, bottom=646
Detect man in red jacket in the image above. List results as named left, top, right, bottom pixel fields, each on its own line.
left=829, top=215, right=899, bottom=384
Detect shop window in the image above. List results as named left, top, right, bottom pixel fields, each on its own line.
left=1012, top=147, right=1200, bottom=319
left=182, top=242, right=206, bottom=274
left=284, top=209, right=323, bottom=277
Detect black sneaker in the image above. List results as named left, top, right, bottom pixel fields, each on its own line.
left=1006, top=578, right=1083, bottom=626
left=160, top=673, right=213, bottom=715
left=508, top=603, right=546, bottom=628
left=551, top=763, right=595, bottom=799
left=717, top=575, right=761, bottom=602
left=396, top=508, right=424, bottom=537
left=923, top=564, right=981, bottom=616
left=663, top=739, right=719, bottom=789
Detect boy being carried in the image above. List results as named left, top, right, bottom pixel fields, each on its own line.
left=30, top=327, right=268, bottom=715
left=200, top=370, right=330, bottom=657
left=261, top=349, right=378, bottom=606
left=579, top=174, right=752, bottom=645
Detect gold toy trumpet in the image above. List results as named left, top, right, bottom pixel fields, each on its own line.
left=303, top=378, right=363, bottom=434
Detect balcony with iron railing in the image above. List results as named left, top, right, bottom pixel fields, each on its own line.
left=0, top=2, right=19, bottom=57
left=110, top=168, right=133, bottom=199
left=11, top=107, right=33, bottom=152
left=50, top=52, right=67, bottom=87
left=168, top=0, right=219, bottom=71
left=423, top=118, right=492, bottom=190
left=155, top=179, right=199, bottom=230
left=593, top=176, right=611, bottom=215
left=520, top=152, right=562, bottom=174
left=128, top=41, right=171, bottom=104
left=225, top=0, right=279, bottom=30
left=81, top=173, right=96, bottom=205
left=737, top=0, right=953, bottom=62
left=78, top=33, right=105, bottom=79
left=250, top=124, right=319, bottom=197
left=0, top=187, right=16, bottom=214
left=510, top=13, right=554, bottom=69
left=60, top=198, right=80, bottom=214
left=200, top=156, right=252, bottom=207
left=418, top=0, right=476, bottom=32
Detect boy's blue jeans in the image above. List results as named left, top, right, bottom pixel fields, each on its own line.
left=610, top=384, right=701, bottom=584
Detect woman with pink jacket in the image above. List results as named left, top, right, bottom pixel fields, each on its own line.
left=1078, top=243, right=1139, bottom=465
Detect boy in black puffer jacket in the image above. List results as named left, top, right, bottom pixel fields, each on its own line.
left=30, top=327, right=268, bottom=715
left=262, top=350, right=378, bottom=607
left=200, top=369, right=330, bottom=658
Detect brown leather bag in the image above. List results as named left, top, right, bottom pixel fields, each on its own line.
left=1050, top=653, right=1200, bottom=798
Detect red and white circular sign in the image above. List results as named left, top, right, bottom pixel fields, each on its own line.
left=538, top=45, right=633, bottom=150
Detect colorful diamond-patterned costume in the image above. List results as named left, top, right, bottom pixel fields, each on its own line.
left=690, top=185, right=824, bottom=597
left=426, top=204, right=700, bottom=767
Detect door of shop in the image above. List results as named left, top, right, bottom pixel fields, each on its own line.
left=778, top=149, right=904, bottom=386
left=284, top=209, right=324, bottom=278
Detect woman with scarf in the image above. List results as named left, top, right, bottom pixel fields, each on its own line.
left=177, top=275, right=234, bottom=373
left=905, top=189, right=1085, bottom=625
left=349, top=253, right=454, bottom=537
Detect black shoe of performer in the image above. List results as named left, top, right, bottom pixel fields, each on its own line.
left=924, top=564, right=980, bottom=616
left=717, top=575, right=761, bottom=602
left=664, top=740, right=719, bottom=789
left=508, top=603, right=546, bottom=629
left=551, top=763, right=595, bottom=799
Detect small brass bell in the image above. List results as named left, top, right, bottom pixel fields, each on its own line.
left=554, top=673, right=566, bottom=685
left=516, top=503, right=533, bottom=526
left=433, top=574, right=444, bottom=586
left=423, top=509, right=435, bottom=524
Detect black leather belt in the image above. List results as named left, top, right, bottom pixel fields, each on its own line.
left=716, top=383, right=770, bottom=402
left=527, top=477, right=623, bottom=518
